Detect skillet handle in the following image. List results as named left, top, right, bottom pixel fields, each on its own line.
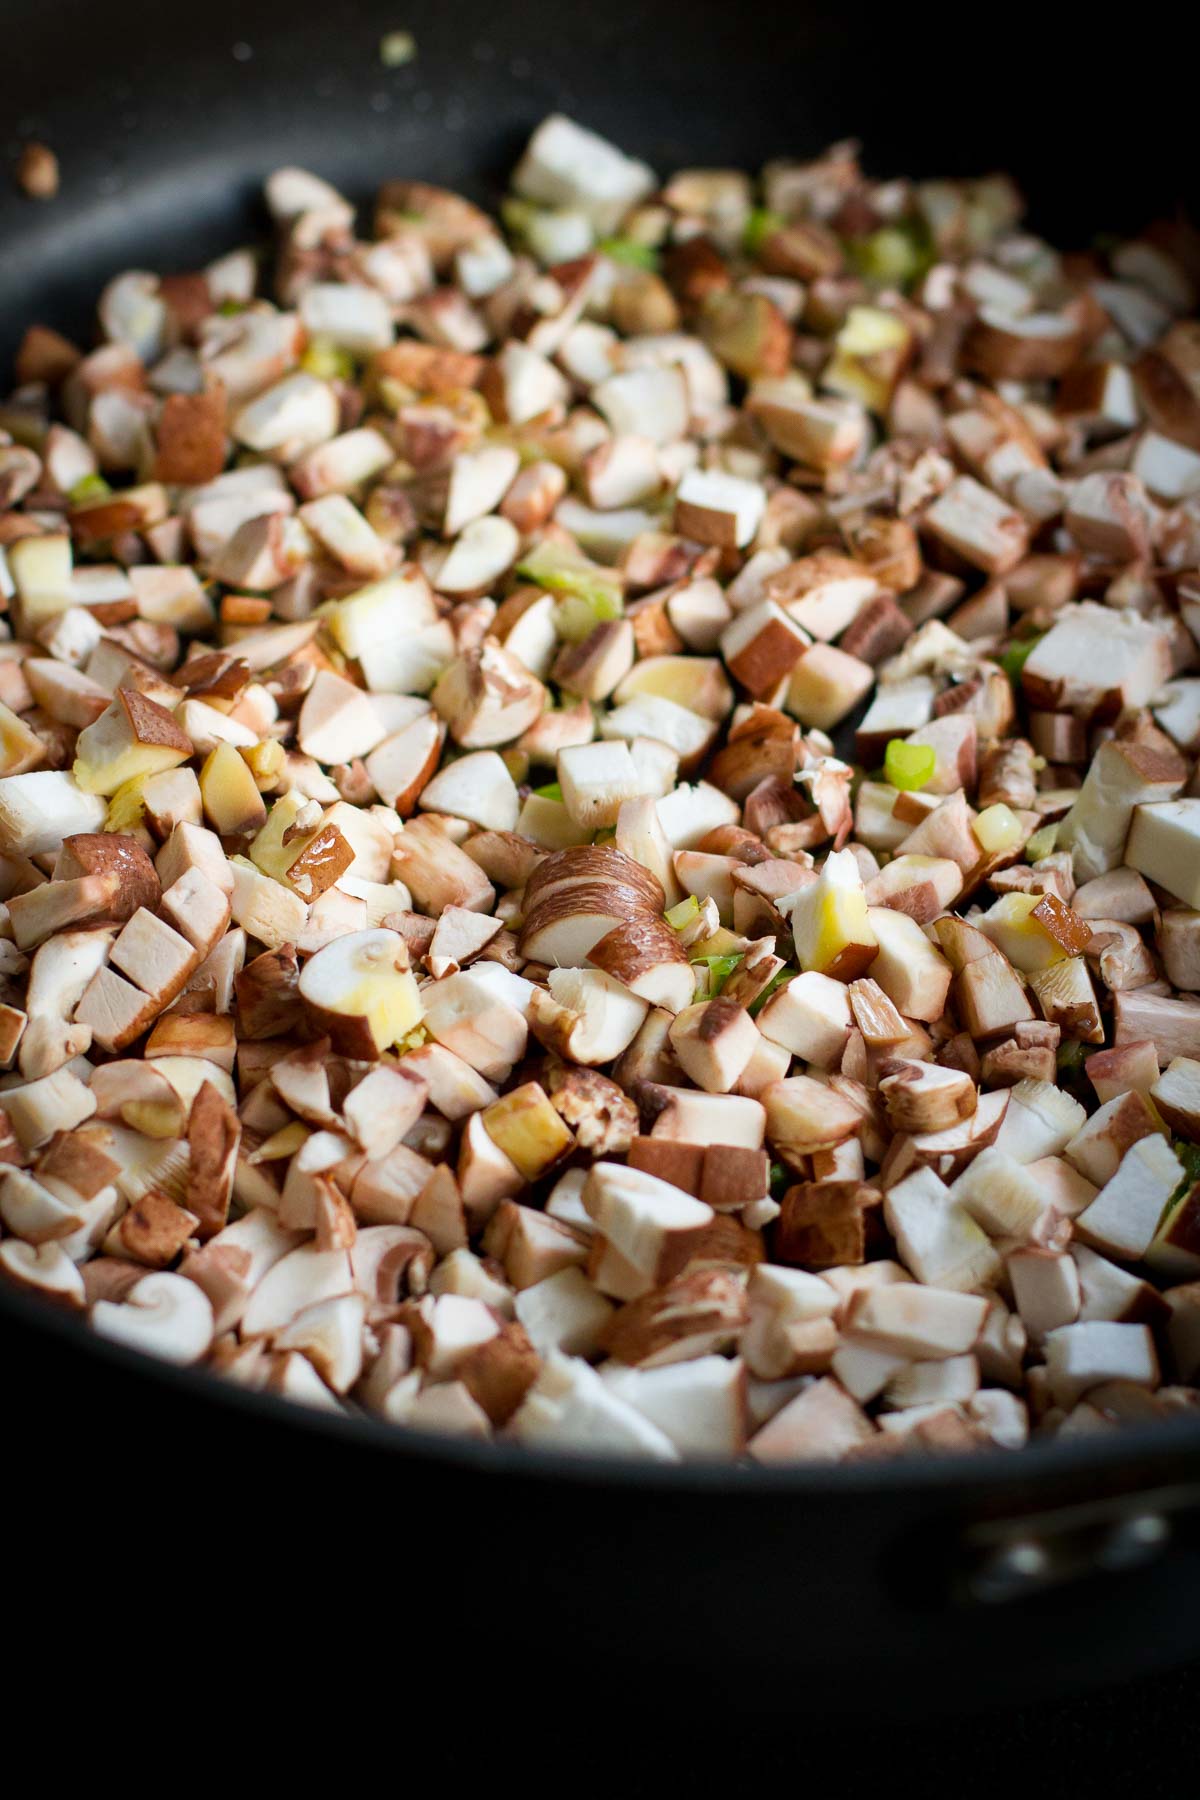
left=959, top=1480, right=1200, bottom=1603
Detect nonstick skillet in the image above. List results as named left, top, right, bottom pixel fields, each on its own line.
left=1, top=0, right=1198, bottom=1709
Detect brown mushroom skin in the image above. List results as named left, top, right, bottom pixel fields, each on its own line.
left=56, top=832, right=161, bottom=921
left=587, top=914, right=692, bottom=989
left=524, top=843, right=665, bottom=913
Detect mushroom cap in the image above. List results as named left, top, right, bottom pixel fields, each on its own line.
left=588, top=915, right=695, bottom=1013
left=519, top=881, right=663, bottom=967
left=91, top=1270, right=215, bottom=1364
left=298, top=927, right=422, bottom=1058
left=523, top=843, right=665, bottom=913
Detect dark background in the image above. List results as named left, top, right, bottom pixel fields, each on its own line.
left=0, top=0, right=1192, bottom=364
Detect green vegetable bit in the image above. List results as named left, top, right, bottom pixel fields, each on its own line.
left=1024, top=822, right=1059, bottom=863
left=665, top=895, right=700, bottom=932
left=501, top=197, right=536, bottom=239
left=598, top=236, right=659, bottom=272
left=1165, top=1140, right=1200, bottom=1219
left=553, top=592, right=624, bottom=643
left=516, top=542, right=624, bottom=643
left=748, top=967, right=795, bottom=1018
left=1054, top=1038, right=1093, bottom=1104
left=693, top=952, right=744, bottom=995
left=743, top=208, right=784, bottom=256
left=1000, top=633, right=1046, bottom=683
left=884, top=739, right=936, bottom=792
left=769, top=1161, right=791, bottom=1198
left=849, top=223, right=933, bottom=288
left=301, top=337, right=357, bottom=382
left=68, top=473, right=112, bottom=504
left=532, top=781, right=562, bottom=803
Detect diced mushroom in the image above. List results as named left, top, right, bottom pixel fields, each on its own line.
left=884, top=1167, right=1001, bottom=1292
left=423, top=969, right=528, bottom=1082
left=432, top=641, right=546, bottom=748
left=511, top=1351, right=677, bottom=1458
left=91, top=1270, right=215, bottom=1365
left=298, top=928, right=421, bottom=1059
left=668, top=998, right=760, bottom=1094
left=1126, top=799, right=1200, bottom=910
left=1043, top=1321, right=1160, bottom=1407
left=1075, top=1135, right=1184, bottom=1261
left=748, top=1377, right=877, bottom=1463
left=1058, top=739, right=1186, bottom=883
left=530, top=967, right=649, bottom=1065
left=674, top=468, right=766, bottom=550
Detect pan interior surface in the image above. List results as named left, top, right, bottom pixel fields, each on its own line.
left=0, top=1, right=1193, bottom=363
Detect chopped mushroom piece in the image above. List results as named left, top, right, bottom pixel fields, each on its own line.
left=1043, top=1321, right=1160, bottom=1407
left=298, top=928, right=422, bottom=1058
left=1075, top=1136, right=1184, bottom=1261
left=922, top=476, right=1030, bottom=575
left=668, top=998, right=761, bottom=1093
left=749, top=1377, right=876, bottom=1463
left=91, top=1270, right=215, bottom=1365
left=879, top=1059, right=976, bottom=1134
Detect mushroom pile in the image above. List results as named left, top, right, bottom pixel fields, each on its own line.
left=2, top=117, right=1200, bottom=1462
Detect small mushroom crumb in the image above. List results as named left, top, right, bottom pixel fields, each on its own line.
left=380, top=31, right=417, bottom=67
left=16, top=142, right=59, bottom=201
left=1, top=115, right=1200, bottom=1463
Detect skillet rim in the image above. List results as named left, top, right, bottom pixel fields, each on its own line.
left=5, top=1277, right=1199, bottom=1499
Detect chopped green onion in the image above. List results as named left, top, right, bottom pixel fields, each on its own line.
left=1025, top=822, right=1059, bottom=863
left=748, top=967, right=794, bottom=1018
left=884, top=739, right=936, bottom=792
left=516, top=542, right=624, bottom=643
left=769, top=1161, right=790, bottom=1197
left=301, top=337, right=357, bottom=382
left=68, top=473, right=111, bottom=504
left=1055, top=1038, right=1093, bottom=1104
left=1000, top=633, right=1046, bottom=683
left=694, top=952, right=744, bottom=995
left=849, top=223, right=932, bottom=287
left=533, top=781, right=562, bottom=802
left=553, top=592, right=624, bottom=643
left=743, top=208, right=784, bottom=256
left=1164, top=1140, right=1200, bottom=1220
left=218, top=298, right=247, bottom=317
left=598, top=236, right=659, bottom=272
left=665, top=895, right=700, bottom=931
left=500, top=197, right=538, bottom=244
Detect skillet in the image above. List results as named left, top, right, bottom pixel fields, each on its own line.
left=1, top=0, right=1198, bottom=1706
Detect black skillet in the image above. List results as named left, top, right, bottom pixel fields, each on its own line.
left=2, top=0, right=1198, bottom=1707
